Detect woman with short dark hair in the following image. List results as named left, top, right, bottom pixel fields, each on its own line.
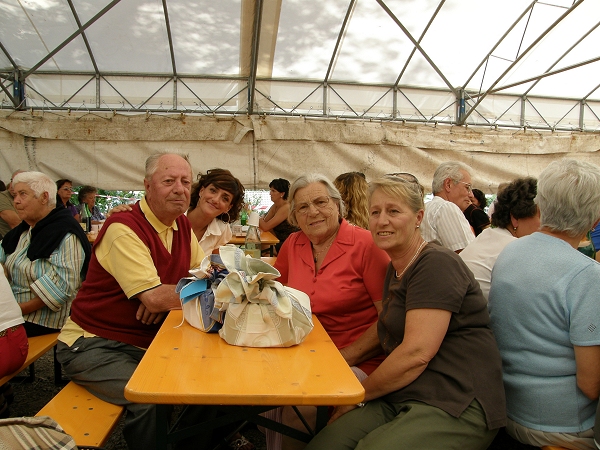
left=77, top=185, right=105, bottom=222
left=188, top=168, right=245, bottom=254
left=259, top=178, right=297, bottom=253
left=56, top=179, right=80, bottom=221
left=460, top=177, right=539, bottom=300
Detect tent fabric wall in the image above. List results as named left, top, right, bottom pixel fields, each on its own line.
left=1, top=111, right=599, bottom=193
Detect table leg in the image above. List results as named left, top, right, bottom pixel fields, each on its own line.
left=269, top=245, right=274, bottom=257
left=156, top=404, right=169, bottom=450
left=315, top=406, right=328, bottom=434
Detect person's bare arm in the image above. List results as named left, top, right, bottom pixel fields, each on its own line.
left=19, top=296, right=45, bottom=315
left=339, top=301, right=383, bottom=366
left=574, top=345, right=600, bottom=399
left=136, top=284, right=181, bottom=314
left=0, top=209, right=21, bottom=228
left=259, top=205, right=289, bottom=232
left=330, top=308, right=451, bottom=423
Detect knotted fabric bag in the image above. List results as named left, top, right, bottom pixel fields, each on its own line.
left=176, top=254, right=228, bottom=332
left=214, top=245, right=313, bottom=347
left=0, top=416, right=77, bottom=450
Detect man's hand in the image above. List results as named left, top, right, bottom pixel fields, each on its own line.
left=136, top=303, right=166, bottom=325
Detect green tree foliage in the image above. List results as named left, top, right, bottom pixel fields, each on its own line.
left=72, top=187, right=143, bottom=213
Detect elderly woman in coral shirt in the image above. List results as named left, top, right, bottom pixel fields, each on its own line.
left=271, top=173, right=389, bottom=449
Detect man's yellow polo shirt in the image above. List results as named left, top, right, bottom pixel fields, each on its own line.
left=60, top=198, right=203, bottom=346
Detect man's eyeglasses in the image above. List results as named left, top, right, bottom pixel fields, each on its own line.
left=295, top=196, right=331, bottom=215
left=456, top=181, right=473, bottom=193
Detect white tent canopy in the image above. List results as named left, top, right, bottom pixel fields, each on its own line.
left=1, top=0, right=600, bottom=189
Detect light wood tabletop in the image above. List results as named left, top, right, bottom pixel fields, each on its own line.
left=227, top=230, right=280, bottom=246
left=124, top=310, right=364, bottom=407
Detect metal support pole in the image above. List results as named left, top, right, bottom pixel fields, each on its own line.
left=323, top=82, right=328, bottom=116
left=96, top=74, right=100, bottom=108
left=579, top=100, right=585, bottom=130
left=520, top=96, right=526, bottom=127
left=173, top=76, right=178, bottom=111
left=458, top=89, right=465, bottom=124
left=13, top=70, right=25, bottom=109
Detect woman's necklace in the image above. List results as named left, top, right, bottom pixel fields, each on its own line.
left=395, top=240, right=427, bottom=279
left=312, top=234, right=337, bottom=263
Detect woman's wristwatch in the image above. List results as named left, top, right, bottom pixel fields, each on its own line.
left=356, top=402, right=366, bottom=408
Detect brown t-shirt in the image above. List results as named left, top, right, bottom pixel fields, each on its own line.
left=378, top=243, right=506, bottom=430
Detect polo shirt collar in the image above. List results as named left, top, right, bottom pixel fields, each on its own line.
left=139, top=197, right=179, bottom=233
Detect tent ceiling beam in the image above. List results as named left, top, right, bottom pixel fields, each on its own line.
left=377, top=0, right=457, bottom=98
left=460, top=0, right=584, bottom=125
left=66, top=0, right=99, bottom=74
left=522, top=18, right=600, bottom=99
left=59, top=75, right=95, bottom=108
left=325, top=0, right=356, bottom=83
left=0, top=40, right=18, bottom=72
left=23, top=0, right=123, bottom=79
left=462, top=1, right=536, bottom=92
left=394, top=0, right=446, bottom=88
left=161, top=0, right=177, bottom=78
left=247, top=0, right=264, bottom=115
left=0, top=78, right=16, bottom=107
left=489, top=55, right=600, bottom=97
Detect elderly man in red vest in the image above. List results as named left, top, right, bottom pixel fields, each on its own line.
left=57, top=153, right=204, bottom=450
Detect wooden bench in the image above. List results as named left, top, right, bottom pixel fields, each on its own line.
left=0, top=332, right=60, bottom=387
left=36, top=381, right=125, bottom=448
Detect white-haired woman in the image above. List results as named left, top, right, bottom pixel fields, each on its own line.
left=489, top=159, right=600, bottom=450
left=270, top=173, right=390, bottom=449
left=0, top=171, right=91, bottom=336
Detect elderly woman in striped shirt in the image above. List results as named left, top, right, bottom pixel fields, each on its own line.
left=0, top=171, right=91, bottom=337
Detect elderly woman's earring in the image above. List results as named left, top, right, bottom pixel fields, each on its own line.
left=416, top=225, right=420, bottom=229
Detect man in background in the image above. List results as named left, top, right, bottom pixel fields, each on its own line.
left=421, top=161, right=475, bottom=253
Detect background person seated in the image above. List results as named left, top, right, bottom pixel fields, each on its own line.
left=421, top=161, right=475, bottom=253
left=489, top=159, right=600, bottom=450
left=0, top=171, right=90, bottom=337
left=77, top=185, right=105, bottom=223
left=259, top=178, right=297, bottom=253
left=0, top=171, right=24, bottom=240
left=55, top=179, right=80, bottom=221
left=0, top=269, right=28, bottom=419
left=333, top=172, right=369, bottom=229
left=460, top=177, right=539, bottom=301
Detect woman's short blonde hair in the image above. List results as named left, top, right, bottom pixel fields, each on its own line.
left=368, top=176, right=425, bottom=214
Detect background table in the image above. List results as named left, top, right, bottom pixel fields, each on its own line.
left=228, top=230, right=280, bottom=256
left=125, top=310, right=364, bottom=448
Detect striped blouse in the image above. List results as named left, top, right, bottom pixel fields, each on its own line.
left=0, top=230, right=85, bottom=330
